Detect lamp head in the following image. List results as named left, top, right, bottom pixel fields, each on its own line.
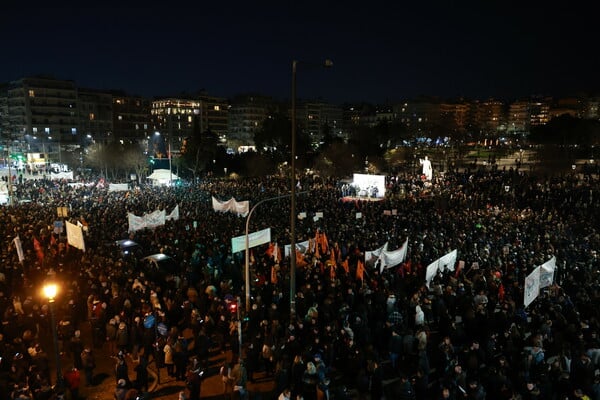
left=43, top=283, right=58, bottom=300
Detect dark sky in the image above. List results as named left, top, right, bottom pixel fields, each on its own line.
left=1, top=1, right=598, bottom=103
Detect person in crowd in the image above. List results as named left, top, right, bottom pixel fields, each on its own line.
left=80, top=347, right=95, bottom=387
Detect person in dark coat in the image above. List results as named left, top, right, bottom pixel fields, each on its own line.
left=81, top=347, right=95, bottom=387
left=369, top=360, right=384, bottom=400
left=135, top=354, right=149, bottom=393
left=115, top=354, right=132, bottom=387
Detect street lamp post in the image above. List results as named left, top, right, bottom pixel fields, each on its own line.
left=290, top=60, right=298, bottom=318
left=244, top=192, right=307, bottom=313
left=290, top=58, right=332, bottom=317
left=43, top=283, right=63, bottom=390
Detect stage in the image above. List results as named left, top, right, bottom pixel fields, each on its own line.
left=341, top=196, right=384, bottom=202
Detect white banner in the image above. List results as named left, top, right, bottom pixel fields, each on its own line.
left=108, top=183, right=130, bottom=192
left=144, top=209, right=166, bottom=229
left=524, top=267, right=541, bottom=308
left=66, top=220, right=86, bottom=252
left=128, top=213, right=146, bottom=232
left=166, top=205, right=180, bottom=221
left=13, top=236, right=25, bottom=262
left=212, top=196, right=250, bottom=217
left=380, top=239, right=409, bottom=272
left=231, top=228, right=271, bottom=254
left=539, top=256, right=556, bottom=289
left=284, top=240, right=310, bottom=257
left=50, top=171, right=74, bottom=180
left=127, top=206, right=177, bottom=232
left=365, top=242, right=388, bottom=265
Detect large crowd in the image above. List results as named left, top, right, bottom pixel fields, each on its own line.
left=0, top=164, right=599, bottom=400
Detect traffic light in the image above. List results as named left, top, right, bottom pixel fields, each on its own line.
left=228, top=301, right=238, bottom=314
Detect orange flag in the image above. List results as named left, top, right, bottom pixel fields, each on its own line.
left=319, top=232, right=329, bottom=255
left=341, top=259, right=349, bottom=274
left=329, top=263, right=336, bottom=281
left=275, top=243, right=282, bottom=263
left=271, top=265, right=278, bottom=284
left=296, top=249, right=307, bottom=268
left=356, top=260, right=365, bottom=281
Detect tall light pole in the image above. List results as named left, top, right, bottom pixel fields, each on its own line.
left=290, top=59, right=332, bottom=317
left=290, top=61, right=298, bottom=318
left=244, top=192, right=307, bottom=313
left=43, top=283, right=63, bottom=390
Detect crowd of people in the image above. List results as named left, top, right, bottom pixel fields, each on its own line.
left=0, top=165, right=598, bottom=400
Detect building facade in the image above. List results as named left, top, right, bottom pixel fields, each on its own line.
left=6, top=76, right=79, bottom=155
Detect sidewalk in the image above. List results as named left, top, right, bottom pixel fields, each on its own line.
left=47, top=321, right=275, bottom=400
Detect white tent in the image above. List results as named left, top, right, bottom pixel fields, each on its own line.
left=147, top=169, right=179, bottom=185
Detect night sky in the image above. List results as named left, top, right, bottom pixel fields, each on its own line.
left=2, top=1, right=598, bottom=103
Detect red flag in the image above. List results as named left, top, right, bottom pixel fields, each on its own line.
left=33, top=237, right=44, bottom=264
left=498, top=283, right=505, bottom=302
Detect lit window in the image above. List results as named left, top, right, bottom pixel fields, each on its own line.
left=33, top=127, right=38, bottom=133
left=28, top=90, right=35, bottom=97
left=45, top=127, right=50, bottom=134
left=71, top=128, right=77, bottom=135
left=214, top=105, right=220, bottom=111
left=188, top=116, right=192, bottom=123
left=118, top=115, right=123, bottom=120
left=89, top=113, right=95, bottom=121
left=116, top=99, right=122, bottom=104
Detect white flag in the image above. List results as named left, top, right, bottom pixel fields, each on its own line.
left=425, top=260, right=440, bottom=288
left=539, top=256, right=556, bottom=289
left=524, top=267, right=541, bottom=308
left=284, top=240, right=310, bottom=257
left=438, top=249, right=458, bottom=272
